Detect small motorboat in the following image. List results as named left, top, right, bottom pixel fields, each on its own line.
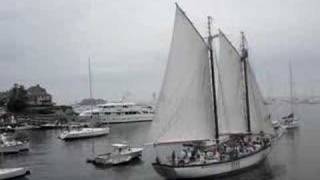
left=87, top=143, right=143, bottom=165
left=282, top=113, right=299, bottom=129
left=0, top=134, right=29, bottom=154
left=59, top=127, right=109, bottom=140
left=0, top=167, right=30, bottom=179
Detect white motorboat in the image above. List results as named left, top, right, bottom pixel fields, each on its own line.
left=79, top=102, right=154, bottom=124
left=282, top=113, right=299, bottom=129
left=87, top=143, right=143, bottom=165
left=58, top=127, right=109, bottom=140
left=0, top=167, right=30, bottom=179
left=0, top=134, right=29, bottom=154
left=272, top=120, right=281, bottom=129
left=148, top=4, right=276, bottom=179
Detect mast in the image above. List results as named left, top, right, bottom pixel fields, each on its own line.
left=289, top=61, right=294, bottom=115
left=240, top=32, right=251, bottom=133
left=88, top=57, right=94, bottom=117
left=207, top=16, right=219, bottom=142
left=88, top=57, right=96, bottom=154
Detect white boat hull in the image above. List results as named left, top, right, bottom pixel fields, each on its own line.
left=283, top=117, right=299, bottom=129
left=59, top=128, right=109, bottom=140
left=98, top=115, right=153, bottom=124
left=0, top=167, right=30, bottom=180
left=0, top=142, right=29, bottom=154
left=153, top=146, right=271, bottom=179
left=15, top=125, right=40, bottom=131
left=284, top=121, right=299, bottom=129
left=92, top=148, right=143, bottom=165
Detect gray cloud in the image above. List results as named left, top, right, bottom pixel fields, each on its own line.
left=1, top=0, right=320, bottom=104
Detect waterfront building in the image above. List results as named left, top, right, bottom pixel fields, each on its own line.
left=27, top=84, right=53, bottom=106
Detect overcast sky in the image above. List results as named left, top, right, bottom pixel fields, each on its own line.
left=1, top=0, right=320, bottom=104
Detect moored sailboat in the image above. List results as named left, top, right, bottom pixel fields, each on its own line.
left=148, top=4, right=275, bottom=179
left=282, top=61, right=299, bottom=129
left=58, top=57, right=110, bottom=141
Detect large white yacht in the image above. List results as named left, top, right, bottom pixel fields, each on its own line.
left=79, top=102, right=154, bottom=123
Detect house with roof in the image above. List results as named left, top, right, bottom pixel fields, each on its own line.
left=27, top=84, right=53, bottom=106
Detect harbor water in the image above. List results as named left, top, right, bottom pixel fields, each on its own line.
left=0, top=103, right=319, bottom=180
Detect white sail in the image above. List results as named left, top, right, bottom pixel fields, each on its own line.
left=149, top=6, right=215, bottom=144
left=247, top=63, right=275, bottom=135
left=216, top=31, right=247, bottom=134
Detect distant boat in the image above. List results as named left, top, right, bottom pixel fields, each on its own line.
left=59, top=127, right=109, bottom=140
left=40, top=123, right=63, bottom=129
left=79, top=102, right=154, bottom=124
left=87, top=143, right=143, bottom=166
left=14, top=123, right=40, bottom=131
left=272, top=119, right=281, bottom=129
left=148, top=4, right=275, bottom=179
left=282, top=62, right=299, bottom=129
left=0, top=167, right=30, bottom=179
left=0, top=134, right=29, bottom=154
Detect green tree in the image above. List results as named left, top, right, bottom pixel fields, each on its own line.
left=6, top=84, right=28, bottom=112
left=0, top=91, right=8, bottom=106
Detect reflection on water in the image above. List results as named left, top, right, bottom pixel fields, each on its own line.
left=0, top=104, right=320, bottom=179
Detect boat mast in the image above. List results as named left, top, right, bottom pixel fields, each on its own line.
left=207, top=17, right=219, bottom=142
left=289, top=61, right=294, bottom=114
left=88, top=57, right=96, bottom=154
left=240, top=32, right=251, bottom=133
left=88, top=57, right=94, bottom=117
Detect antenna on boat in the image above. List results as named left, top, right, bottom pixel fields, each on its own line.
left=207, top=16, right=219, bottom=143
left=240, top=32, right=251, bottom=133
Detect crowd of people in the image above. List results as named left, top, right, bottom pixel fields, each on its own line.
left=165, top=133, right=271, bottom=166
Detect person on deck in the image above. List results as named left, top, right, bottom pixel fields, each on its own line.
left=171, top=150, right=176, bottom=166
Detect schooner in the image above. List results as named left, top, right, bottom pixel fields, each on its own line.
left=148, top=4, right=275, bottom=179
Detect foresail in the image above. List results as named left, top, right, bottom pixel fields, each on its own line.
left=216, top=31, right=247, bottom=134
left=149, top=6, right=215, bottom=144
left=247, top=63, right=275, bottom=135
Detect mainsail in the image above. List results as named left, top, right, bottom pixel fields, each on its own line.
left=216, top=31, right=247, bottom=134
left=149, top=6, right=215, bottom=144
left=246, top=63, right=275, bottom=135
